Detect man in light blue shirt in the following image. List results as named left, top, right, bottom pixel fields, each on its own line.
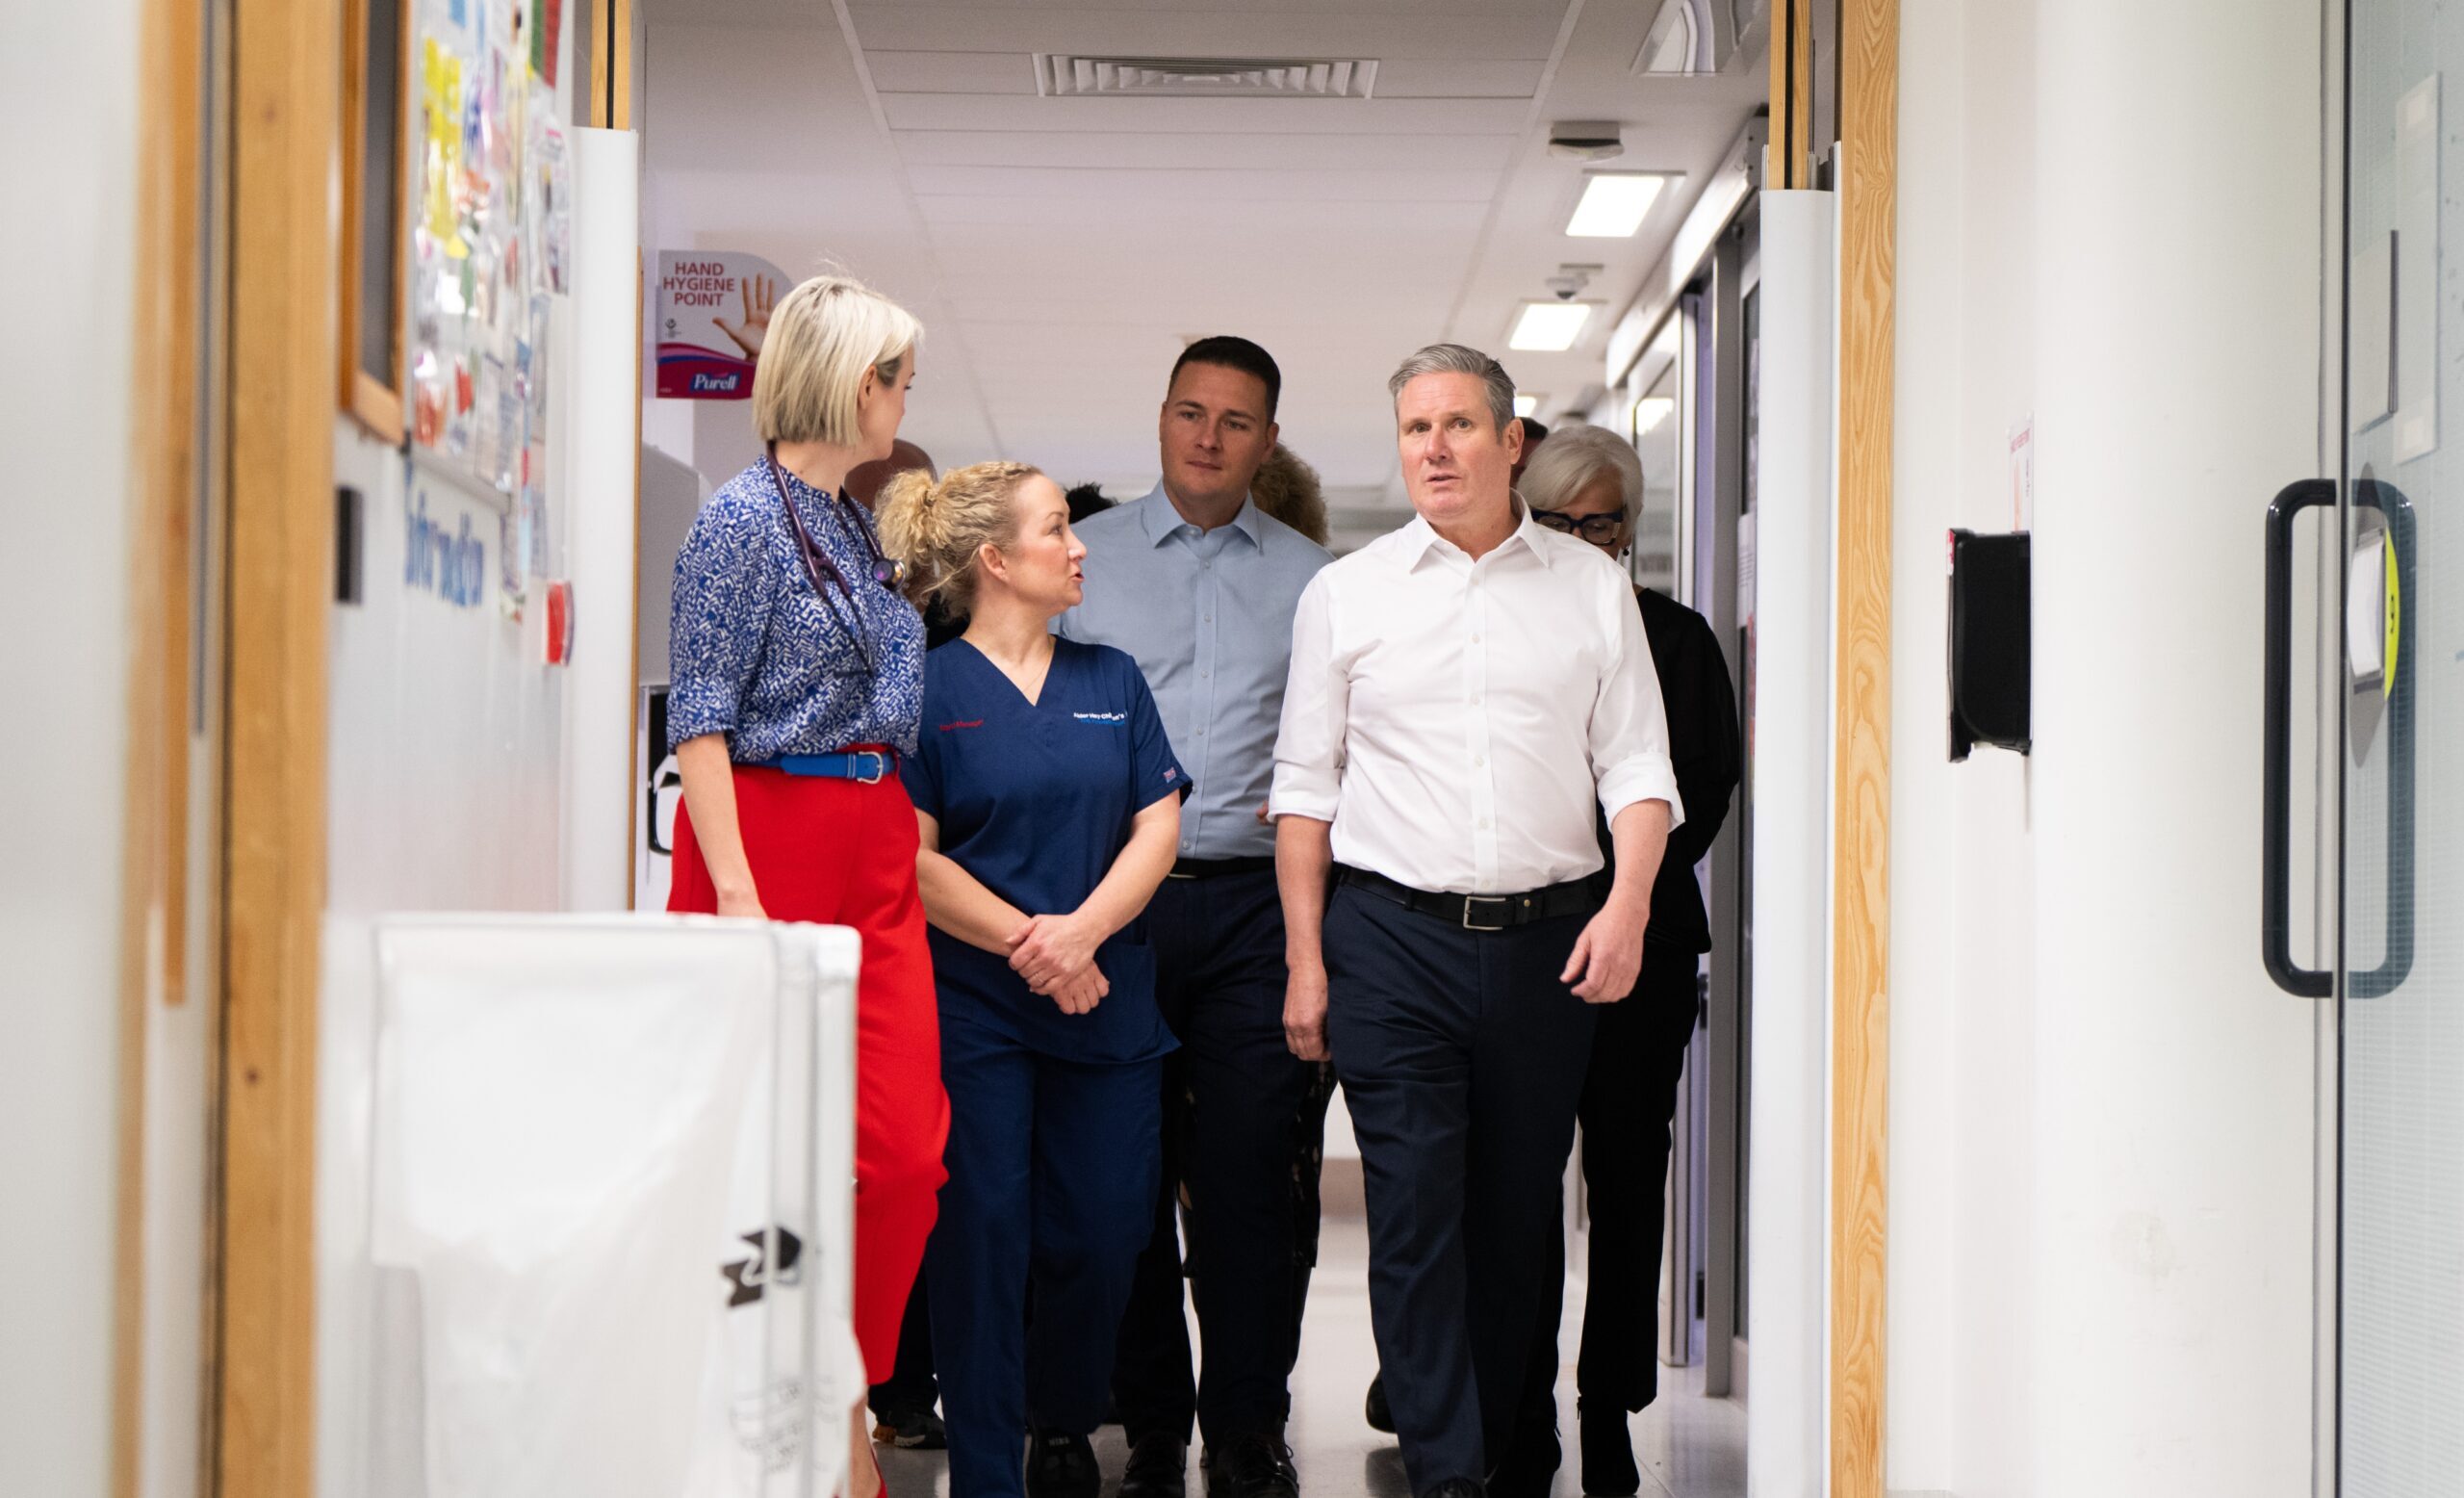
left=1059, top=337, right=1331, bottom=1498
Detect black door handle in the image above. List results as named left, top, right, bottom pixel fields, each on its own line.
left=2349, top=478, right=2415, bottom=999
left=2263, top=479, right=2335, bottom=997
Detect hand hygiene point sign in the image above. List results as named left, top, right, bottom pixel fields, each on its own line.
left=655, top=251, right=788, bottom=400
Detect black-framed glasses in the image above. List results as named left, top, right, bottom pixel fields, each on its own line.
left=1533, top=511, right=1628, bottom=543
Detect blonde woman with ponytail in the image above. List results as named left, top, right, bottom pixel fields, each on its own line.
left=662, top=274, right=944, bottom=1498
left=879, top=462, right=1186, bottom=1498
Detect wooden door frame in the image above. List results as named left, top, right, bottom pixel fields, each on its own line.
left=1831, top=0, right=1896, bottom=1493
left=217, top=0, right=340, bottom=1487
left=209, top=3, right=640, bottom=1492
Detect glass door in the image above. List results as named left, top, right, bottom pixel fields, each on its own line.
left=2340, top=4, right=2453, bottom=1486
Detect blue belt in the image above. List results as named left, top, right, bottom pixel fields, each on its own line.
left=761, top=750, right=896, bottom=784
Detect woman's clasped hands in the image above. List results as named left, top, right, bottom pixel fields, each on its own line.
left=1008, top=910, right=1109, bottom=1015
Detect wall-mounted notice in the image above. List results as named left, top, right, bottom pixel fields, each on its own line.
left=655, top=251, right=790, bottom=400
left=408, top=0, right=565, bottom=520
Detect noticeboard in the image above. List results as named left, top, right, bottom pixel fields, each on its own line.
left=406, top=0, right=568, bottom=574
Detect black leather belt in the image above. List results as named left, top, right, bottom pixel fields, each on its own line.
left=1168, top=855, right=1277, bottom=880
left=1337, top=866, right=1603, bottom=932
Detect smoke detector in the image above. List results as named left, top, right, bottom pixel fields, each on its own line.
left=1547, top=121, right=1627, bottom=161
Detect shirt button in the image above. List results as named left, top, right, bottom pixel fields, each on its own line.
left=1478, top=817, right=1492, bottom=830
left=1474, top=756, right=1485, bottom=766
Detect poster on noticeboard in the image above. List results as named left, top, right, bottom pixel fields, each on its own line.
left=654, top=251, right=791, bottom=400
left=407, top=0, right=569, bottom=561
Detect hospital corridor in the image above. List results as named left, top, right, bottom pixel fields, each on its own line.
left=4, top=0, right=2452, bottom=1496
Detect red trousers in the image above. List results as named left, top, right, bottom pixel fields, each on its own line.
left=669, top=760, right=950, bottom=1384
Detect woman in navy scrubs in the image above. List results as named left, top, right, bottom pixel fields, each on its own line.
left=878, top=461, right=1186, bottom=1498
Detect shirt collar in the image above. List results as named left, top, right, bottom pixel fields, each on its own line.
left=1138, top=482, right=1265, bottom=549
left=1399, top=497, right=1554, bottom=571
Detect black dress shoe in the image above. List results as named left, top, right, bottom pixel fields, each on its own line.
left=1026, top=1429, right=1102, bottom=1498
left=1202, top=1433, right=1299, bottom=1498
left=1577, top=1400, right=1638, bottom=1498
left=870, top=1403, right=947, bottom=1451
left=1119, top=1433, right=1190, bottom=1498
left=1420, top=1479, right=1485, bottom=1498
left=1365, top=1374, right=1395, bottom=1435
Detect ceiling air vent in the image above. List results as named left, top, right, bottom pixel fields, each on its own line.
left=1036, top=54, right=1378, bottom=99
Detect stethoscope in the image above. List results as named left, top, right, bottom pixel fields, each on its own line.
left=766, top=443, right=908, bottom=674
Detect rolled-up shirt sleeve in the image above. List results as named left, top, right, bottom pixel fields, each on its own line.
left=1590, top=581, right=1685, bottom=833
left=1270, top=573, right=1346, bottom=822
left=666, top=500, right=776, bottom=748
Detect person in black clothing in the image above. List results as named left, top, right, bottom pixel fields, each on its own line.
left=1513, top=424, right=1740, bottom=1496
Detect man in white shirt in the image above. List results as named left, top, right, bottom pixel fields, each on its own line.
left=1270, top=344, right=1681, bottom=1498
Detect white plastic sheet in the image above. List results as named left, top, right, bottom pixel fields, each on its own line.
left=366, top=916, right=858, bottom=1498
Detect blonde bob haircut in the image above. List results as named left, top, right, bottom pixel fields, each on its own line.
left=751, top=274, right=924, bottom=448
left=876, top=460, right=1045, bottom=615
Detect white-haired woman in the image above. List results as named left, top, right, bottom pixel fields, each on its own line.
left=1516, top=423, right=1740, bottom=1495
left=665, top=274, right=947, bottom=1498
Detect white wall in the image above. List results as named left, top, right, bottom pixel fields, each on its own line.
left=0, top=0, right=142, bottom=1491
left=316, top=20, right=613, bottom=1496
left=1889, top=2, right=2323, bottom=1493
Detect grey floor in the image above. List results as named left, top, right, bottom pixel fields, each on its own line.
left=877, top=1211, right=1747, bottom=1498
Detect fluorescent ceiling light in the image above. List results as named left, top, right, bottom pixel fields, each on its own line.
left=1514, top=394, right=1542, bottom=419
left=1509, top=301, right=1595, bottom=352
left=1634, top=396, right=1675, bottom=434
left=1567, top=172, right=1669, bottom=238
left=1637, top=0, right=1703, bottom=75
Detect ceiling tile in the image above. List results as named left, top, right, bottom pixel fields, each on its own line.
left=877, top=93, right=1533, bottom=134
left=903, top=165, right=1502, bottom=203
left=1370, top=59, right=1550, bottom=98
left=845, top=5, right=1567, bottom=59
left=891, top=129, right=1518, bottom=172
left=862, top=50, right=1040, bottom=93
left=908, top=194, right=1492, bottom=233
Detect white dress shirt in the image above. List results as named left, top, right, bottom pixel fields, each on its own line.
left=1270, top=505, right=1684, bottom=896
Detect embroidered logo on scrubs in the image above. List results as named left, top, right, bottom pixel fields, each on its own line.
left=1164, top=767, right=1179, bottom=784
left=1072, top=711, right=1128, bottom=724
left=937, top=719, right=984, bottom=733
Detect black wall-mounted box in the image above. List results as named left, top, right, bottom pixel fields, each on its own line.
left=1948, top=529, right=2030, bottom=760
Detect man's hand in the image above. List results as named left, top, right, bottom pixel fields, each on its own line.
left=1284, top=962, right=1330, bottom=1061
left=1561, top=895, right=1648, bottom=1003
left=711, top=274, right=777, bottom=358
left=1010, top=911, right=1101, bottom=993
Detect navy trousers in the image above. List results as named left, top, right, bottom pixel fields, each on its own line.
left=1516, top=941, right=1703, bottom=1451
left=1323, top=884, right=1599, bottom=1497
left=927, top=1012, right=1163, bottom=1498
left=1114, top=868, right=1334, bottom=1444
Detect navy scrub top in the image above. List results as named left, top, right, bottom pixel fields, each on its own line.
left=902, top=636, right=1188, bottom=1064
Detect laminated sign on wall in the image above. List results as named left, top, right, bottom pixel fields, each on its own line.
left=657, top=251, right=792, bottom=399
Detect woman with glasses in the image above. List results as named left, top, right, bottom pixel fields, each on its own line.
left=665, top=273, right=948, bottom=1498
left=1514, top=424, right=1740, bottom=1496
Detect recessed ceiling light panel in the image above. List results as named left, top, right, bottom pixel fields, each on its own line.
left=1567, top=173, right=1669, bottom=238
left=1514, top=394, right=1543, bottom=419
left=1509, top=301, right=1596, bottom=352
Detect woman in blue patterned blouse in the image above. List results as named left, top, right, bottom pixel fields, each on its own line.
left=665, top=274, right=947, bottom=1498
